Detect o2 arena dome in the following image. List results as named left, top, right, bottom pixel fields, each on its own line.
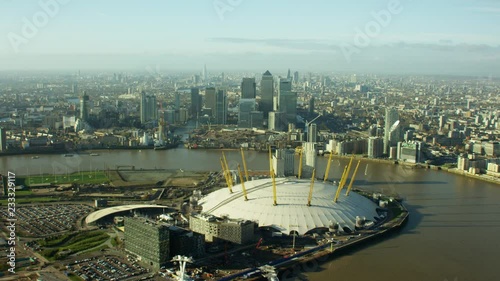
left=198, top=178, right=379, bottom=235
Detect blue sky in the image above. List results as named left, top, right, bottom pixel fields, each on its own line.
left=1, top=0, right=499, bottom=75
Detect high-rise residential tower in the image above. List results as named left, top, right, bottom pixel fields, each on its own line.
left=0, top=127, right=6, bottom=152
left=238, top=99, right=256, bottom=128
left=204, top=87, right=216, bottom=117
left=307, top=123, right=317, bottom=143
left=80, top=91, right=89, bottom=121
left=202, top=64, right=207, bottom=81
left=175, top=92, right=181, bottom=111
left=140, top=91, right=157, bottom=124
left=190, top=88, right=201, bottom=117
left=241, top=78, right=256, bottom=99
left=260, top=70, right=274, bottom=118
left=384, top=107, right=400, bottom=154
left=309, top=96, right=315, bottom=115
left=277, top=78, right=296, bottom=123
left=215, top=89, right=227, bottom=125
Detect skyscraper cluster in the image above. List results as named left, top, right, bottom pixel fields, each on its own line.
left=188, top=69, right=298, bottom=130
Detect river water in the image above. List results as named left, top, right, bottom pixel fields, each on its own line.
left=1, top=148, right=499, bottom=281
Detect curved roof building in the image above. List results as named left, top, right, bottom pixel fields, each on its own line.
left=85, top=204, right=171, bottom=225
left=198, top=178, right=379, bottom=235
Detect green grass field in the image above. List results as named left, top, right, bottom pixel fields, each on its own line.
left=19, top=171, right=109, bottom=186
left=13, top=190, right=33, bottom=196
left=40, top=230, right=110, bottom=260
left=0, top=197, right=59, bottom=205
left=67, top=273, right=84, bottom=281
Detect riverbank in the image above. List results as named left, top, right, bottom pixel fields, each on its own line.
left=219, top=199, right=409, bottom=281
left=442, top=167, right=500, bottom=185
left=0, top=143, right=181, bottom=157
left=326, top=153, right=419, bottom=167
left=326, top=154, right=500, bottom=185
left=273, top=202, right=409, bottom=280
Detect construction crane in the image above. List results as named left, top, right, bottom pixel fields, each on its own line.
left=334, top=165, right=348, bottom=203
left=240, top=147, right=250, bottom=182
left=346, top=160, right=361, bottom=196
left=222, top=152, right=234, bottom=191
left=323, top=150, right=334, bottom=182
left=307, top=168, right=316, bottom=206
left=220, top=158, right=233, bottom=193
left=305, top=114, right=322, bottom=129
left=237, top=164, right=249, bottom=201
left=298, top=147, right=303, bottom=179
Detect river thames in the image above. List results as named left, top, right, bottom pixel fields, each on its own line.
left=1, top=148, right=499, bottom=281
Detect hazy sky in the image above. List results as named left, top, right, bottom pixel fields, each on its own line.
left=1, top=0, right=499, bottom=75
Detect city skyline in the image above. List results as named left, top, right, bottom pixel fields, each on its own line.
left=0, top=0, right=499, bottom=75
left=2, top=2, right=500, bottom=280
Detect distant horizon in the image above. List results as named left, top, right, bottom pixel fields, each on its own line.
left=1, top=0, right=499, bottom=76
left=0, top=63, right=497, bottom=80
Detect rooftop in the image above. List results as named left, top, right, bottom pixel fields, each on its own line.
left=85, top=204, right=170, bottom=225
left=199, top=178, right=379, bottom=235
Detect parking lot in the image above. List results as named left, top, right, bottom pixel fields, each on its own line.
left=66, top=255, right=151, bottom=281
left=0, top=204, right=93, bottom=237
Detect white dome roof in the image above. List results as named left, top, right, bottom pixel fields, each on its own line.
left=199, top=178, right=379, bottom=235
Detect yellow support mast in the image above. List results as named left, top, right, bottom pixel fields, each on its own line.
left=222, top=152, right=234, bottom=190
left=298, top=147, right=303, bottom=179
left=220, top=158, right=232, bottom=193
left=346, top=160, right=361, bottom=196
left=269, top=146, right=277, bottom=206
left=268, top=146, right=273, bottom=177
left=307, top=169, right=316, bottom=206
left=237, top=164, right=248, bottom=201
left=339, top=157, right=354, bottom=190
left=323, top=150, right=334, bottom=182
left=240, top=148, right=250, bottom=182
left=334, top=165, right=348, bottom=203
left=271, top=168, right=278, bottom=206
